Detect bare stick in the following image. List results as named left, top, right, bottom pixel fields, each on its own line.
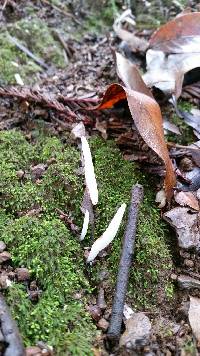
left=0, top=293, right=25, bottom=356
left=41, top=0, right=81, bottom=25
left=107, top=184, right=144, bottom=342
left=8, top=35, right=49, bottom=70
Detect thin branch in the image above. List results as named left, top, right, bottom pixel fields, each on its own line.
left=41, top=0, right=81, bottom=25
left=8, top=35, right=49, bottom=70
left=107, top=184, right=144, bottom=342
left=0, top=293, right=25, bottom=356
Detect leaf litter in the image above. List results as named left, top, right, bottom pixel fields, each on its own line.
left=1, top=2, right=200, bottom=354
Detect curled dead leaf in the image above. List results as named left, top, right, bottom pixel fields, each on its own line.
left=144, top=12, right=200, bottom=97
left=94, top=54, right=176, bottom=199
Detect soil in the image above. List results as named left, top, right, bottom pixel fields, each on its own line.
left=0, top=0, right=200, bottom=355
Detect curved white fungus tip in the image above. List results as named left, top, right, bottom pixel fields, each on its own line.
left=80, top=209, right=90, bottom=241
left=87, top=203, right=126, bottom=263
left=81, top=136, right=98, bottom=206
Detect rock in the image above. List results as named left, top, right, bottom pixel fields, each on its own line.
left=184, top=259, right=194, bottom=268
left=26, top=346, right=42, bottom=356
left=97, top=318, right=109, bottom=332
left=16, top=169, right=25, bottom=179
left=87, top=305, right=102, bottom=321
left=0, top=241, right=6, bottom=253
left=16, top=267, right=30, bottom=281
left=0, top=251, right=11, bottom=263
left=179, top=157, right=193, bottom=171
left=164, top=208, right=200, bottom=250
left=177, top=275, right=200, bottom=290
left=120, top=312, right=151, bottom=349
left=31, top=164, right=47, bottom=180
left=0, top=274, right=10, bottom=289
left=189, top=296, right=200, bottom=346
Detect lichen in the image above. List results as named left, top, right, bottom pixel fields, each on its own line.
left=0, top=129, right=173, bottom=353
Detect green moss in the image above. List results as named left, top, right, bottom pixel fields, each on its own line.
left=89, top=138, right=173, bottom=309
left=9, top=17, right=66, bottom=68
left=0, top=129, right=173, bottom=352
left=0, top=31, right=40, bottom=85
left=0, top=17, right=66, bottom=84
left=166, top=100, right=195, bottom=145
left=83, top=0, right=118, bottom=33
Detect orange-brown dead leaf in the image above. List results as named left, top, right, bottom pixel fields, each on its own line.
left=95, top=54, right=176, bottom=199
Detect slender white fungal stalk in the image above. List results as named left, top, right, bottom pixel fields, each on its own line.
left=81, top=136, right=98, bottom=205
left=80, top=209, right=90, bottom=241
left=87, top=203, right=126, bottom=263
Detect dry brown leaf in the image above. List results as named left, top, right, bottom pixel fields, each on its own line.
left=174, top=191, right=199, bottom=211
left=95, top=54, right=176, bottom=199
left=189, top=296, right=200, bottom=347
left=149, top=12, right=200, bottom=53
left=143, top=12, right=200, bottom=97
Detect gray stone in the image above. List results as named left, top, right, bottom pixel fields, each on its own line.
left=120, top=312, right=151, bottom=349
left=177, top=275, right=200, bottom=290
left=0, top=241, right=6, bottom=253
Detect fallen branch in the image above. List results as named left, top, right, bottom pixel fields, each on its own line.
left=107, top=184, right=144, bottom=342
left=8, top=35, right=49, bottom=70
left=41, top=0, right=81, bottom=25
left=0, top=293, right=25, bottom=356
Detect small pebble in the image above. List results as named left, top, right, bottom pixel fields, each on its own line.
left=16, top=267, right=30, bottom=282
left=0, top=241, right=6, bottom=253
left=87, top=305, right=102, bottom=321
left=170, top=273, right=178, bottom=281
left=0, top=251, right=11, bottom=263
left=16, top=170, right=25, bottom=179
left=31, top=164, right=47, bottom=180
left=184, top=259, right=194, bottom=268
left=97, top=318, right=109, bottom=332
left=179, top=157, right=193, bottom=172
left=26, top=346, right=42, bottom=356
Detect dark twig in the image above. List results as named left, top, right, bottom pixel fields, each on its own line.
left=0, top=293, right=25, bottom=356
left=107, top=184, right=144, bottom=342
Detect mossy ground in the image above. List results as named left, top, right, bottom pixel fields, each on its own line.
left=0, top=128, right=173, bottom=354
left=0, top=16, right=66, bottom=85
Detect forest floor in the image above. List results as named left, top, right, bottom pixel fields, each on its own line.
left=0, top=1, right=200, bottom=355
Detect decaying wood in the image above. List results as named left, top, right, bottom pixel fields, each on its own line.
left=0, top=293, right=25, bottom=356
left=107, top=184, right=144, bottom=342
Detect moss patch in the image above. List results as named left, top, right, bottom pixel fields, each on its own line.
left=0, top=16, right=66, bottom=84
left=0, top=129, right=173, bottom=353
